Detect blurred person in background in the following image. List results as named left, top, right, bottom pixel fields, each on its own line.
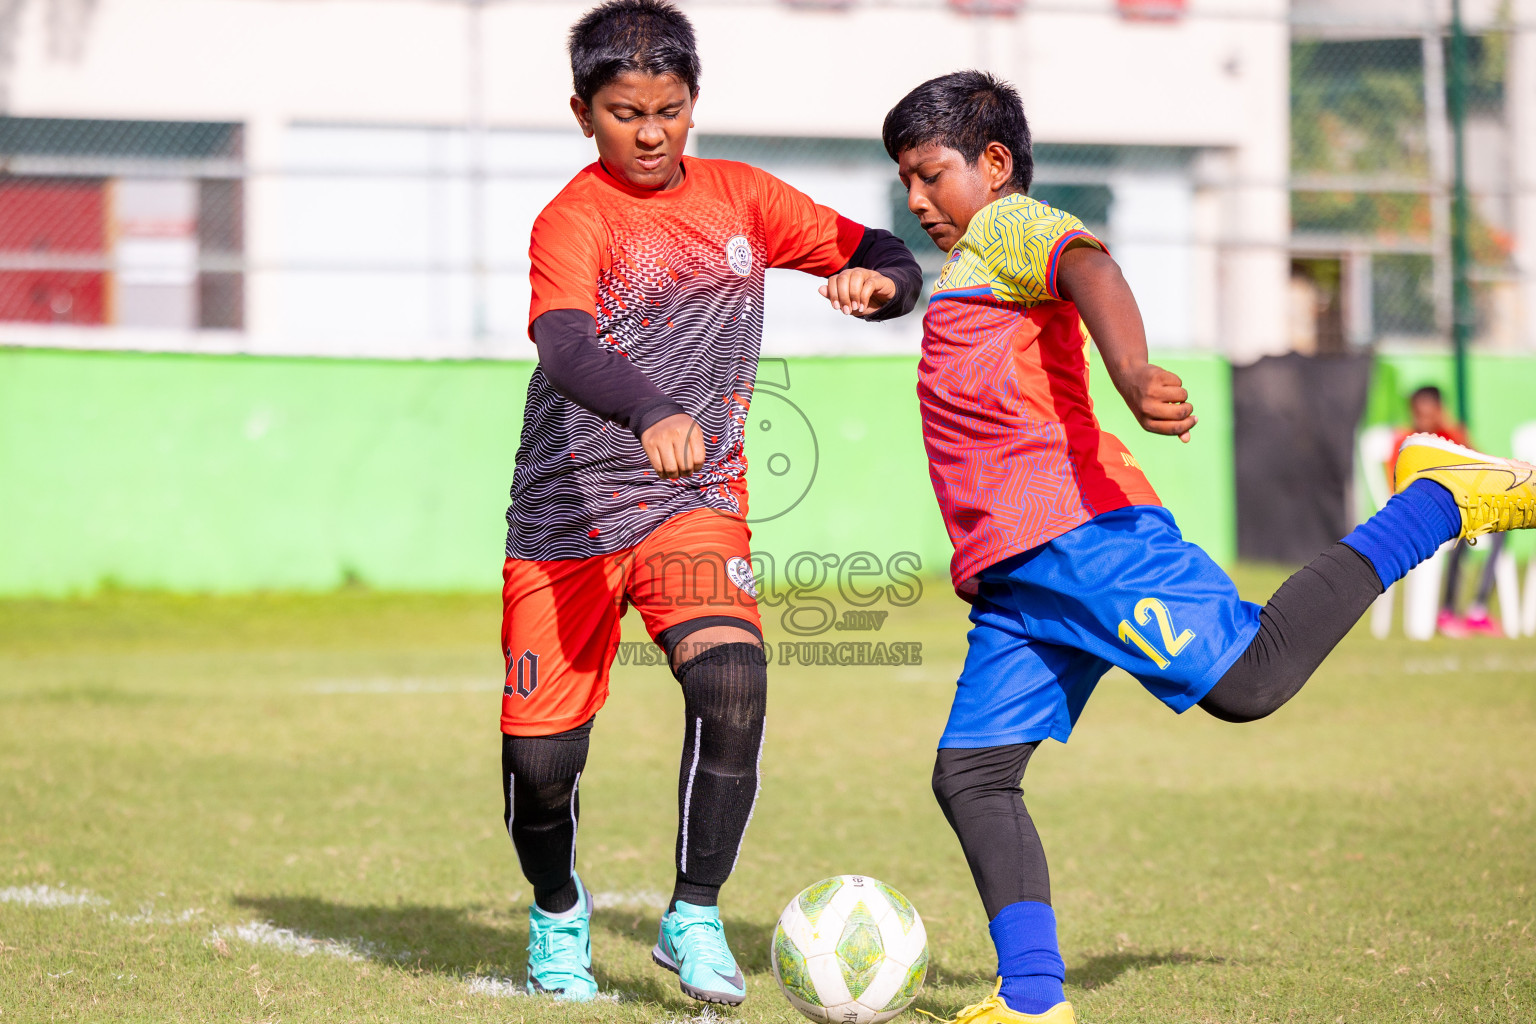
left=1387, top=385, right=1505, bottom=637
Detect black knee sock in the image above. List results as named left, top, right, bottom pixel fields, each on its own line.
left=670, top=642, right=767, bottom=911
left=1199, top=542, right=1384, bottom=723
left=931, top=743, right=1049, bottom=920
left=501, top=719, right=593, bottom=914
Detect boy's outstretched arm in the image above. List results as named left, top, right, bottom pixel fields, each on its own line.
left=1057, top=244, right=1198, bottom=443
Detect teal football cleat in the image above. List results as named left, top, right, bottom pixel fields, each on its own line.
left=651, top=901, right=747, bottom=1005
left=525, top=875, right=598, bottom=1001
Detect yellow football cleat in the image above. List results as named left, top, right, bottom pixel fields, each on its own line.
left=1394, top=433, right=1536, bottom=540
left=918, top=979, right=1075, bottom=1024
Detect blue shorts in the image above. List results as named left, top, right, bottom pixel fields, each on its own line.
left=939, top=506, right=1263, bottom=748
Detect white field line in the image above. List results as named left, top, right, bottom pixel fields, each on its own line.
left=110, top=905, right=205, bottom=925
left=667, top=1007, right=728, bottom=1024
left=214, top=919, right=633, bottom=1003
left=300, top=677, right=492, bottom=694
left=465, top=975, right=525, bottom=998
left=0, top=884, right=107, bottom=908
left=1400, top=654, right=1536, bottom=676
left=7, top=882, right=635, bottom=1002
left=592, top=888, right=667, bottom=910
left=463, top=976, right=624, bottom=1002
left=2, top=887, right=203, bottom=925
left=212, top=920, right=378, bottom=961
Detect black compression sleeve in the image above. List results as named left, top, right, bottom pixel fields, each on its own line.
left=532, top=309, right=685, bottom=437
left=843, top=227, right=923, bottom=322
left=502, top=719, right=594, bottom=913
left=671, top=643, right=768, bottom=910
left=1198, top=542, right=1384, bottom=723
left=932, top=743, right=1050, bottom=918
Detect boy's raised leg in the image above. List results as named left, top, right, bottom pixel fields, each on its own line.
left=1201, top=435, right=1535, bottom=722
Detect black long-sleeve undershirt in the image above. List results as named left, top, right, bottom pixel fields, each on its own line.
left=532, top=308, right=686, bottom=436
left=533, top=226, right=923, bottom=437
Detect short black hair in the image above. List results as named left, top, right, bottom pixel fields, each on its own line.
left=1411, top=385, right=1443, bottom=405
left=881, top=70, right=1033, bottom=193
left=568, top=0, right=700, bottom=104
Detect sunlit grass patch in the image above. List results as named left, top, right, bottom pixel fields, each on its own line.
left=1, top=572, right=1532, bottom=1022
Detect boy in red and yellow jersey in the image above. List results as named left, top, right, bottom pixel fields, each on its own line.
left=499, top=0, right=922, bottom=1005
left=880, top=71, right=1535, bottom=1024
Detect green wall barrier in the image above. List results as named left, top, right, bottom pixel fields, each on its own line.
left=0, top=347, right=1233, bottom=596
left=1086, top=348, right=1236, bottom=565
left=0, top=349, right=529, bottom=595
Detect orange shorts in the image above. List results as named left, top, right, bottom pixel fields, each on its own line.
left=499, top=508, right=762, bottom=736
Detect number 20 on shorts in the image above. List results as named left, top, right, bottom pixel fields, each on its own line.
left=1117, top=597, right=1195, bottom=670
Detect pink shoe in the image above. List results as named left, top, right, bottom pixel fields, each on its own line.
left=1437, top=609, right=1469, bottom=638
left=1462, top=608, right=1502, bottom=637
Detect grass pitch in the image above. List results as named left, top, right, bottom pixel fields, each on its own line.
left=2, top=568, right=1534, bottom=1023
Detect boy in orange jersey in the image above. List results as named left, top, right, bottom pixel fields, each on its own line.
left=498, top=0, right=922, bottom=1005
left=878, top=71, right=1535, bottom=1024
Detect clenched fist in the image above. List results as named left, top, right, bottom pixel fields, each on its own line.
left=819, top=268, right=897, bottom=317
left=641, top=412, right=707, bottom=478
left=1120, top=363, right=1197, bottom=443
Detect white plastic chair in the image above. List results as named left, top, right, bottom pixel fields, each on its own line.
left=1356, top=424, right=1447, bottom=640
left=1514, top=422, right=1536, bottom=637
left=1355, top=425, right=1397, bottom=521
left=1403, top=542, right=1452, bottom=640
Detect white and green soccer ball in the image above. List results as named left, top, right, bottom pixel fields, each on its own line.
left=772, top=875, right=929, bottom=1024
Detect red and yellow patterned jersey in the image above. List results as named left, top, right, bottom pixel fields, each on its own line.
left=509, top=157, right=865, bottom=560
left=919, top=193, right=1161, bottom=595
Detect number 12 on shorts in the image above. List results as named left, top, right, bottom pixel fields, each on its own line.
left=1117, top=597, right=1196, bottom=670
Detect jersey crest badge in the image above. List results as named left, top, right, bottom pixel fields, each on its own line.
left=725, top=235, right=753, bottom=277
left=726, top=556, right=758, bottom=598
left=934, top=248, right=961, bottom=289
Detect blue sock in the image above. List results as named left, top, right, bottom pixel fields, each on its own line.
left=990, top=901, right=1065, bottom=1015
left=1340, top=479, right=1461, bottom=589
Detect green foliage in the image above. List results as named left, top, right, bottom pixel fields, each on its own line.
left=1289, top=33, right=1513, bottom=284
left=1291, top=39, right=1428, bottom=177
left=1291, top=191, right=1431, bottom=241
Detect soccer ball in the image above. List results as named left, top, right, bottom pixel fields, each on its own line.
left=772, top=875, right=929, bottom=1024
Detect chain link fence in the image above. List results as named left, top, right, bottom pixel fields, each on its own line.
left=0, top=1, right=1531, bottom=358
left=0, top=118, right=244, bottom=329
left=1289, top=12, right=1525, bottom=353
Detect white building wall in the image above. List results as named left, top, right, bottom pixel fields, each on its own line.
left=1, top=0, right=1290, bottom=360
left=1109, top=173, right=1197, bottom=350
left=1217, top=9, right=1292, bottom=362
